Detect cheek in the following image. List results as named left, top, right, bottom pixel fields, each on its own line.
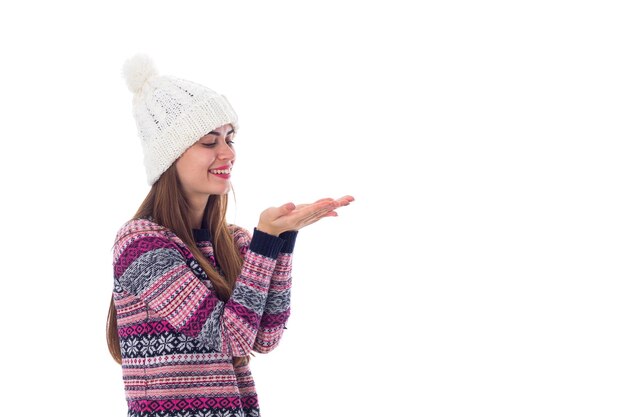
left=192, top=150, right=216, bottom=167
left=177, top=154, right=206, bottom=179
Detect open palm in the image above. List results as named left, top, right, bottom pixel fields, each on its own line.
left=257, top=195, right=355, bottom=235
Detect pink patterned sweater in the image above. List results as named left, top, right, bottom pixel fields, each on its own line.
left=111, top=218, right=297, bottom=417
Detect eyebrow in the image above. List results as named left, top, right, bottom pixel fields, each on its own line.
left=207, top=129, right=235, bottom=136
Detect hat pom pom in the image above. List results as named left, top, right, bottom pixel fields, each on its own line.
left=122, top=53, right=158, bottom=94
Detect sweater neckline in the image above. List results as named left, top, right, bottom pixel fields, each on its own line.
left=192, top=227, right=211, bottom=242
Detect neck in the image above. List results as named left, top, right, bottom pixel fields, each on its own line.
left=188, top=195, right=209, bottom=229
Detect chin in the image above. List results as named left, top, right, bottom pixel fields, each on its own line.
left=208, top=187, right=230, bottom=195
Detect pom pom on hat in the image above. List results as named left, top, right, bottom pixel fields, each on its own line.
left=122, top=53, right=158, bottom=94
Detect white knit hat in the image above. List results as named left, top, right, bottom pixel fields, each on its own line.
left=121, top=53, right=239, bottom=185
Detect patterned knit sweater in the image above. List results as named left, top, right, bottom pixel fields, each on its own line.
left=112, top=218, right=297, bottom=417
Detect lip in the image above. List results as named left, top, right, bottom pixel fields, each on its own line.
left=210, top=172, right=231, bottom=179
left=209, top=165, right=231, bottom=170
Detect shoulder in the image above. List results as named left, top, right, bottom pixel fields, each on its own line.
left=113, top=218, right=173, bottom=259
left=115, top=217, right=166, bottom=241
left=112, top=218, right=186, bottom=278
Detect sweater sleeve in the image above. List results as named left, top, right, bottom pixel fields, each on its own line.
left=113, top=228, right=285, bottom=357
left=253, top=230, right=298, bottom=353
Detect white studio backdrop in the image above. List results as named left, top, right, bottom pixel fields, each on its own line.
left=1, top=0, right=625, bottom=416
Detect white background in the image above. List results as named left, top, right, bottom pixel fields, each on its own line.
left=1, top=1, right=625, bottom=416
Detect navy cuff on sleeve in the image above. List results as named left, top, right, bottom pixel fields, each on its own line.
left=250, top=228, right=285, bottom=259
left=278, top=230, right=299, bottom=253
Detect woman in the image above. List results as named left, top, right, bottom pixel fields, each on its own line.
left=107, top=53, right=354, bottom=417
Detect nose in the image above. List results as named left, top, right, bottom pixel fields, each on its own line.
left=217, top=141, right=235, bottom=160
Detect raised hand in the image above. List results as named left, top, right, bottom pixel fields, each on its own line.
left=257, top=195, right=355, bottom=236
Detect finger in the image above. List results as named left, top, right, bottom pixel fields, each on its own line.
left=295, top=199, right=332, bottom=210
left=298, top=203, right=335, bottom=225
left=305, top=205, right=333, bottom=220
left=335, top=195, right=354, bottom=203
left=332, top=197, right=354, bottom=208
left=337, top=195, right=355, bottom=204
left=313, top=198, right=335, bottom=204
left=308, top=200, right=336, bottom=212
left=297, top=199, right=332, bottom=211
left=296, top=198, right=349, bottom=226
left=308, top=209, right=338, bottom=223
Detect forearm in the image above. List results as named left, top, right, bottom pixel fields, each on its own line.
left=253, top=230, right=298, bottom=353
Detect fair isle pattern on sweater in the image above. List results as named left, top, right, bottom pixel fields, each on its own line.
left=112, top=218, right=296, bottom=417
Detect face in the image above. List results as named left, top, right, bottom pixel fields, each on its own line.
left=175, top=123, right=236, bottom=201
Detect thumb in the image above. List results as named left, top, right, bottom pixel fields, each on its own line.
left=282, top=202, right=296, bottom=212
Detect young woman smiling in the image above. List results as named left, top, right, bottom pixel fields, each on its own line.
left=107, top=53, right=354, bottom=417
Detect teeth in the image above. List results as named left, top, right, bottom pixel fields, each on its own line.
left=210, top=169, right=230, bottom=174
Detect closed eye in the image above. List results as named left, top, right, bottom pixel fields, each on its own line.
left=203, top=141, right=235, bottom=148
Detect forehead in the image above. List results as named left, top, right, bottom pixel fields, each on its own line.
left=199, top=124, right=235, bottom=140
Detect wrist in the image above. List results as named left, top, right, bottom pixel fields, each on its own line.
left=256, top=224, right=280, bottom=237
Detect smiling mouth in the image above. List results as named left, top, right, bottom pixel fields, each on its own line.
left=209, top=168, right=231, bottom=175
left=209, top=171, right=231, bottom=178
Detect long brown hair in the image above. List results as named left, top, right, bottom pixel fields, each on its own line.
left=106, top=162, right=253, bottom=368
